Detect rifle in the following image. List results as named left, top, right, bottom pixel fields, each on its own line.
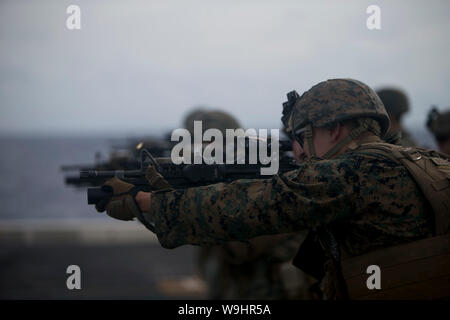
left=63, top=139, right=172, bottom=186
left=81, top=140, right=298, bottom=205
left=64, top=158, right=141, bottom=186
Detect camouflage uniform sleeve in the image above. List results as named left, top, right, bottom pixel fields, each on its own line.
left=143, top=156, right=366, bottom=249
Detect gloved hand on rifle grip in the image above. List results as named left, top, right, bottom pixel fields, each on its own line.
left=95, top=177, right=142, bottom=221
left=145, top=165, right=174, bottom=192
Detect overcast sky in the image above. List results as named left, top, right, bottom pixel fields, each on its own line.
left=1, top=0, right=449, bottom=137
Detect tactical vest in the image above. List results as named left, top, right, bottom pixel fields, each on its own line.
left=294, top=143, right=450, bottom=300
left=342, top=143, right=450, bottom=299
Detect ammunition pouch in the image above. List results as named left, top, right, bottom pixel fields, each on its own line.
left=341, top=233, right=450, bottom=299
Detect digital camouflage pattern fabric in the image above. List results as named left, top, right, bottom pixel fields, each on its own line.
left=144, top=139, right=434, bottom=257
left=288, top=79, right=390, bottom=136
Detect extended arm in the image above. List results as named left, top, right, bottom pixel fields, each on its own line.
left=142, top=157, right=364, bottom=249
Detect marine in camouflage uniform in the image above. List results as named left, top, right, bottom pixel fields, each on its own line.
left=376, top=88, right=417, bottom=147
left=146, top=80, right=432, bottom=251
left=98, top=79, right=448, bottom=299
left=427, top=107, right=450, bottom=155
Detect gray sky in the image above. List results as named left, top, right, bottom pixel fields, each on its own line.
left=1, top=0, right=449, bottom=136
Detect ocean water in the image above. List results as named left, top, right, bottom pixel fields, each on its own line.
left=0, top=128, right=437, bottom=220
left=0, top=136, right=115, bottom=220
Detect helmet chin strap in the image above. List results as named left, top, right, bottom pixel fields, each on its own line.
left=312, top=119, right=375, bottom=160
left=305, top=124, right=316, bottom=158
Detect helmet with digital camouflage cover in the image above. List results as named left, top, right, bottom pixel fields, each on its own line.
left=376, top=88, right=409, bottom=122
left=427, top=107, right=450, bottom=141
left=289, top=79, right=389, bottom=135
left=183, top=108, right=241, bottom=135
left=281, top=79, right=390, bottom=158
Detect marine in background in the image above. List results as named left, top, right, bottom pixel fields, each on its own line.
left=184, top=108, right=315, bottom=300
left=376, top=88, right=417, bottom=146
left=427, top=107, right=450, bottom=155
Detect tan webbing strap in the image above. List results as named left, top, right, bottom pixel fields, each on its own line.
left=398, top=154, right=450, bottom=236
left=305, top=124, right=316, bottom=158
left=322, top=119, right=370, bottom=159
left=355, top=143, right=450, bottom=235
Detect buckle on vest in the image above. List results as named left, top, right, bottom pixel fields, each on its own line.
left=402, top=148, right=422, bottom=161
left=410, top=153, right=422, bottom=161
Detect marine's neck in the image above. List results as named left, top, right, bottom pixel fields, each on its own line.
left=333, top=133, right=381, bottom=157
